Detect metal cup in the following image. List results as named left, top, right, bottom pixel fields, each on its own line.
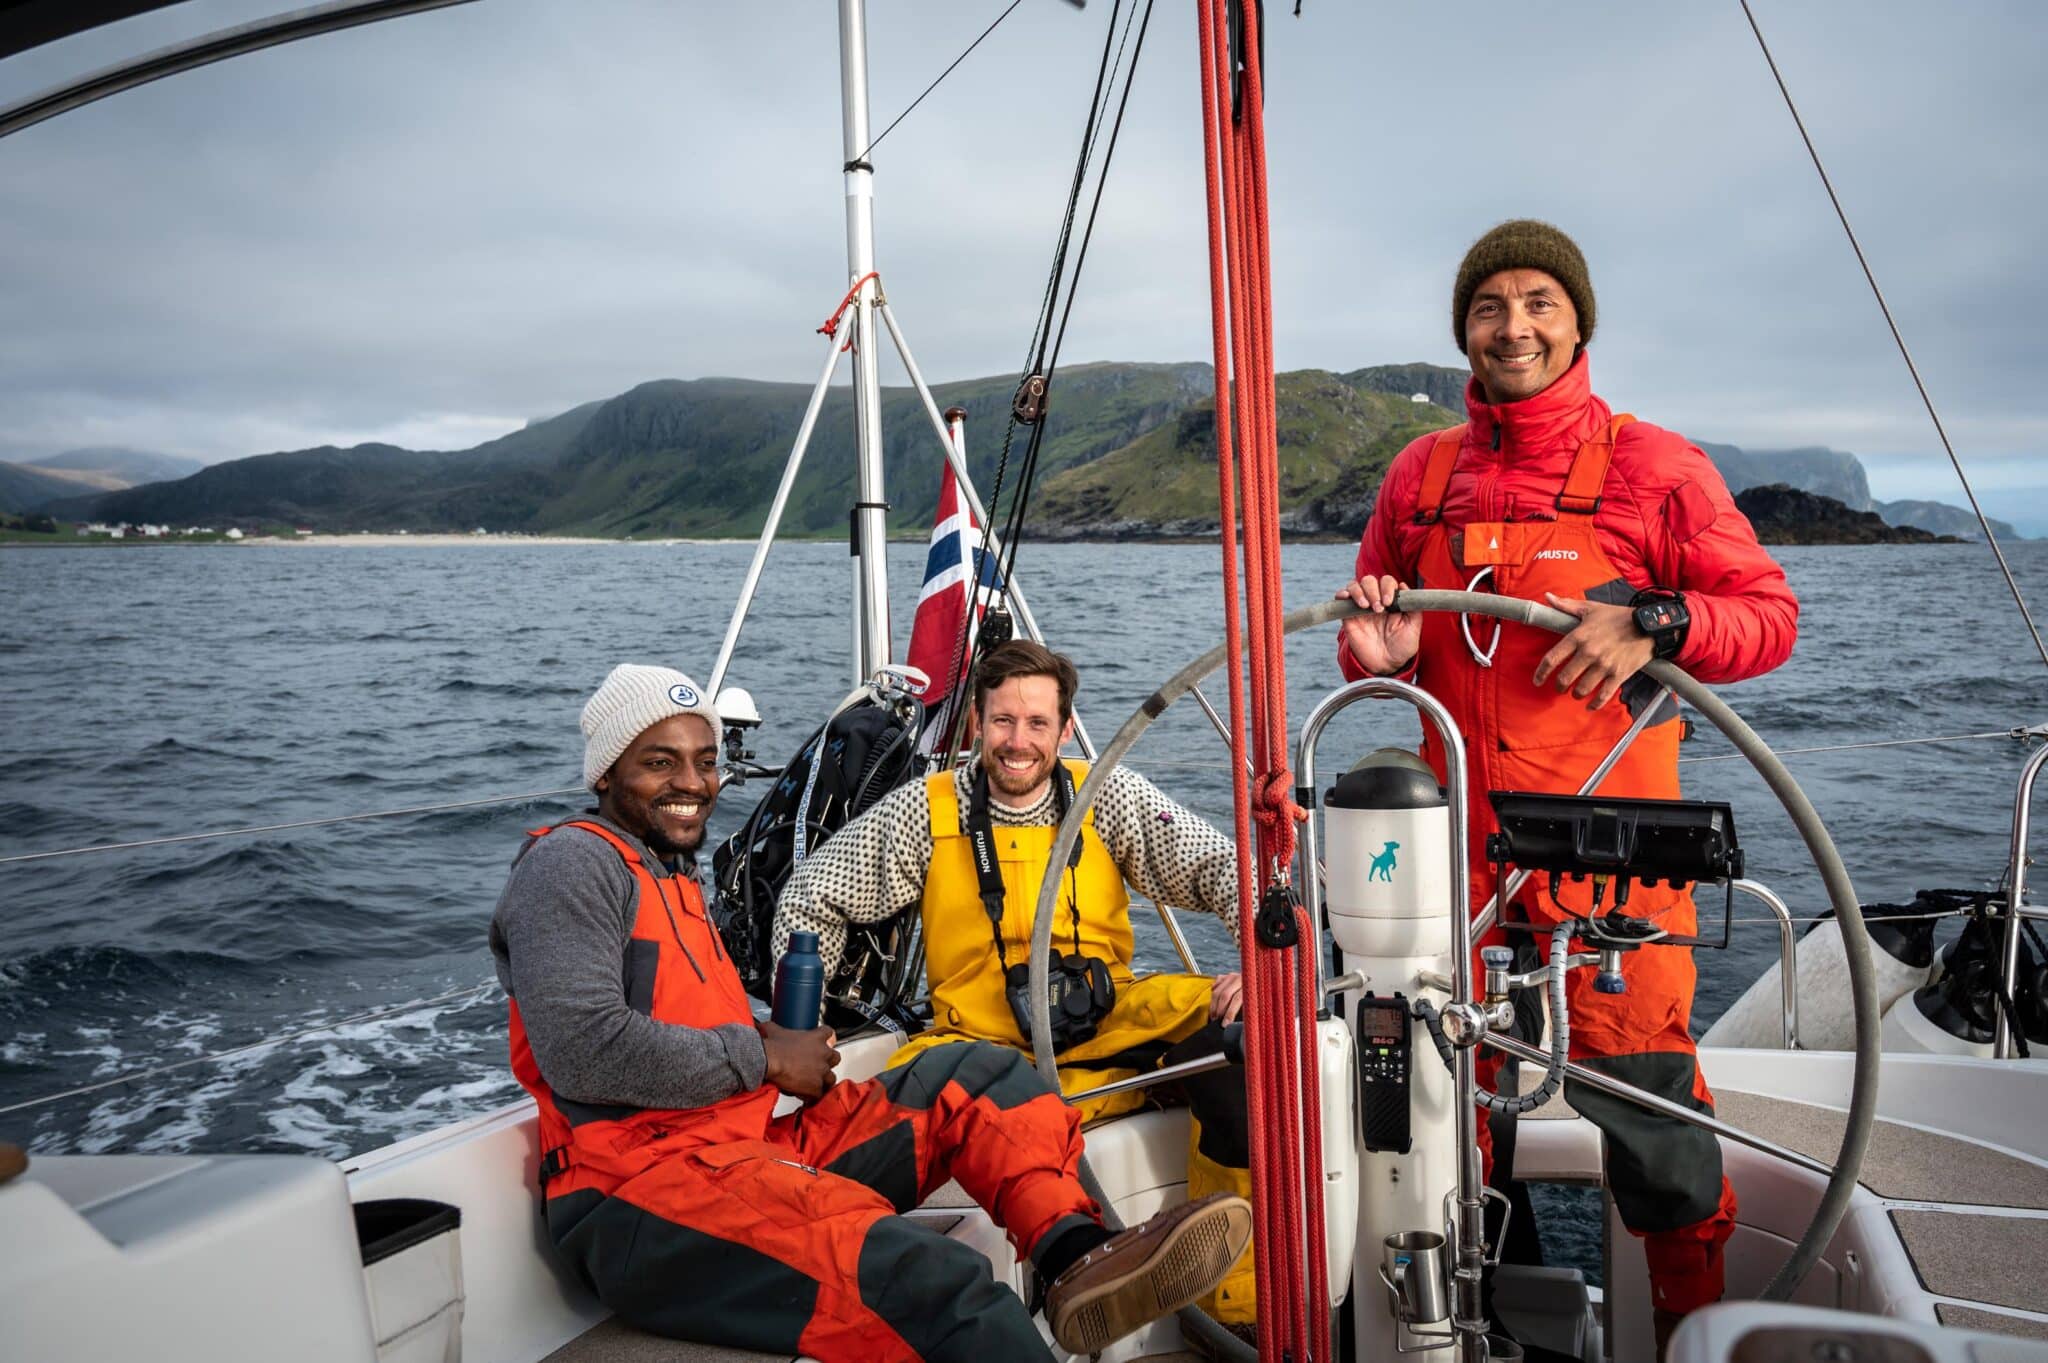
left=1484, top=1333, right=1525, bottom=1360
left=1381, top=1229, right=1449, bottom=1325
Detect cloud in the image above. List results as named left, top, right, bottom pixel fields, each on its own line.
left=0, top=0, right=2040, bottom=511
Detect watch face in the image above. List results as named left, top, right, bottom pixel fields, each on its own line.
left=1640, top=603, right=1681, bottom=629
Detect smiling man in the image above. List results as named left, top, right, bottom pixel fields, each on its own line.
left=1333, top=221, right=1799, bottom=1352
left=489, top=663, right=1249, bottom=1362
left=772, top=641, right=1260, bottom=1348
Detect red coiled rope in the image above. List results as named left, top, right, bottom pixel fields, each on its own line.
left=1194, top=3, right=1328, bottom=1358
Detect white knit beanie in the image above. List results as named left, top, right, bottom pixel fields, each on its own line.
left=580, top=664, right=722, bottom=790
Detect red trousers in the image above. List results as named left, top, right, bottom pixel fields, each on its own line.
left=547, top=1042, right=1097, bottom=1362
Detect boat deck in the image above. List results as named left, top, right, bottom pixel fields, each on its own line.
left=1714, top=1089, right=2048, bottom=1341
left=541, top=1087, right=2048, bottom=1359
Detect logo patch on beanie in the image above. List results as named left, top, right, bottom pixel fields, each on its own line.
left=668, top=683, right=700, bottom=707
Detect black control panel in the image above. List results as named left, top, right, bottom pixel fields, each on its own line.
left=1356, top=992, right=1412, bottom=1154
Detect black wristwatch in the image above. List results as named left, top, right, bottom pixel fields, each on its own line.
left=1630, top=587, right=1690, bottom=661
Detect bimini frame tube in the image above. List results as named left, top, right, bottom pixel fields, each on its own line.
left=706, top=333, right=849, bottom=699
left=0, top=0, right=479, bottom=142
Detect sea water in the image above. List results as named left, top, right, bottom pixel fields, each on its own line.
left=3, top=538, right=2045, bottom=1168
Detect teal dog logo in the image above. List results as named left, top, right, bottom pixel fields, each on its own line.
left=1368, top=840, right=1399, bottom=882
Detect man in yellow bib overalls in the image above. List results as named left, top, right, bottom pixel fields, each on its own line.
left=773, top=641, right=1255, bottom=1345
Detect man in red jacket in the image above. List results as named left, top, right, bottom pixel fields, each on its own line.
left=1335, top=221, right=1797, bottom=1343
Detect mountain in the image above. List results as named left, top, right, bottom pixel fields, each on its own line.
left=27, top=447, right=203, bottom=487
left=1341, top=362, right=1470, bottom=413
left=76, top=364, right=1214, bottom=536
left=57, top=361, right=2022, bottom=543
left=1025, top=371, right=1459, bottom=539
left=1699, top=443, right=2019, bottom=540
left=1701, top=442, right=1871, bottom=510
left=1871, top=499, right=2018, bottom=543
left=1734, top=485, right=1951, bottom=545
left=0, top=461, right=96, bottom=514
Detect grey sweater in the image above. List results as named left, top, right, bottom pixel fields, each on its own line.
left=489, top=811, right=767, bottom=1111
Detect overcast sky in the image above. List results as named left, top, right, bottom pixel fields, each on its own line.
left=2, top=1, right=2042, bottom=523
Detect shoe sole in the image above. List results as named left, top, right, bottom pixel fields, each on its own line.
left=1050, top=1198, right=1254, bottom=1356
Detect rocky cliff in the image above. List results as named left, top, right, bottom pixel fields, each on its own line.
left=1735, top=484, right=1953, bottom=545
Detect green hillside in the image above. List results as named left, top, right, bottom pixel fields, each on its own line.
left=1026, top=371, right=1460, bottom=538
left=77, top=363, right=1215, bottom=538
left=68, top=356, right=1997, bottom=544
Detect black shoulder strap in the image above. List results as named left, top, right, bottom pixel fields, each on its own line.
left=965, top=763, right=1087, bottom=966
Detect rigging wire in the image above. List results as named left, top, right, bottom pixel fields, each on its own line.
left=1738, top=0, right=2048, bottom=674
left=988, top=0, right=1157, bottom=593
left=0, top=787, right=583, bottom=866
left=939, top=0, right=1153, bottom=757
left=850, top=0, right=1026, bottom=165
left=0, top=979, right=504, bottom=1119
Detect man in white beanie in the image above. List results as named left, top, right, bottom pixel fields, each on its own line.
left=490, top=664, right=1250, bottom=1363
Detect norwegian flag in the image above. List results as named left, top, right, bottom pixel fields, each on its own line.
left=905, top=462, right=998, bottom=755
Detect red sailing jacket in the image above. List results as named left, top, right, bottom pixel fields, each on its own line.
left=1341, top=354, right=1798, bottom=686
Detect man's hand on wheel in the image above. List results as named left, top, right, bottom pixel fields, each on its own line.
left=760, top=1021, right=840, bottom=1100
left=1336, top=575, right=1422, bottom=675
left=1534, top=592, right=1655, bottom=710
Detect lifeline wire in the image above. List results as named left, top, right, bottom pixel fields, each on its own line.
left=1679, top=728, right=2031, bottom=764
left=0, top=980, right=502, bottom=1118
left=1739, top=0, right=2048, bottom=674
left=1128, top=728, right=2031, bottom=774
left=850, top=0, right=1025, bottom=165
left=0, top=787, right=583, bottom=865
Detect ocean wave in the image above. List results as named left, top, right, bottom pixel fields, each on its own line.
left=435, top=678, right=583, bottom=699
left=0, top=943, right=185, bottom=995
left=21, top=982, right=512, bottom=1159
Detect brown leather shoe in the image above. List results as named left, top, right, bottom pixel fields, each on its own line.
left=1045, top=1192, right=1253, bottom=1356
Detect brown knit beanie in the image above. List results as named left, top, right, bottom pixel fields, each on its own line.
left=1451, top=219, right=1595, bottom=352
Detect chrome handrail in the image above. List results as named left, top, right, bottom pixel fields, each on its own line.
left=1733, top=879, right=1800, bottom=1050
left=1292, top=676, right=1489, bottom=1361
left=1995, top=730, right=2048, bottom=1057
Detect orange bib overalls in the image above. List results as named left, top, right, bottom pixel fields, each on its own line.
left=507, top=820, right=1096, bottom=1361
left=1409, top=420, right=1738, bottom=1314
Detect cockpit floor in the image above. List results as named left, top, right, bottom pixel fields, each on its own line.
left=1714, top=1090, right=2048, bottom=1209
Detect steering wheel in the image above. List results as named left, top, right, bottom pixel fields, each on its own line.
left=1026, top=590, right=1878, bottom=1312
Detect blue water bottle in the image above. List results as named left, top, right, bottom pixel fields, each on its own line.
left=773, top=931, right=825, bottom=1031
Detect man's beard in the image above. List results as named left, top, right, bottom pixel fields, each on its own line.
left=984, top=748, right=1054, bottom=801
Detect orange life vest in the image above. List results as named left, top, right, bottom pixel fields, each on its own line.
left=508, top=819, right=777, bottom=1200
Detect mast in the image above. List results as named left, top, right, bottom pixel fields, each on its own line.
left=838, top=0, right=891, bottom=685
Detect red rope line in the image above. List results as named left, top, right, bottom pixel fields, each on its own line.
left=818, top=271, right=880, bottom=351
left=1195, top=2, right=1326, bottom=1356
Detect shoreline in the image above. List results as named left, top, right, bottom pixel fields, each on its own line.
left=0, top=530, right=1999, bottom=550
